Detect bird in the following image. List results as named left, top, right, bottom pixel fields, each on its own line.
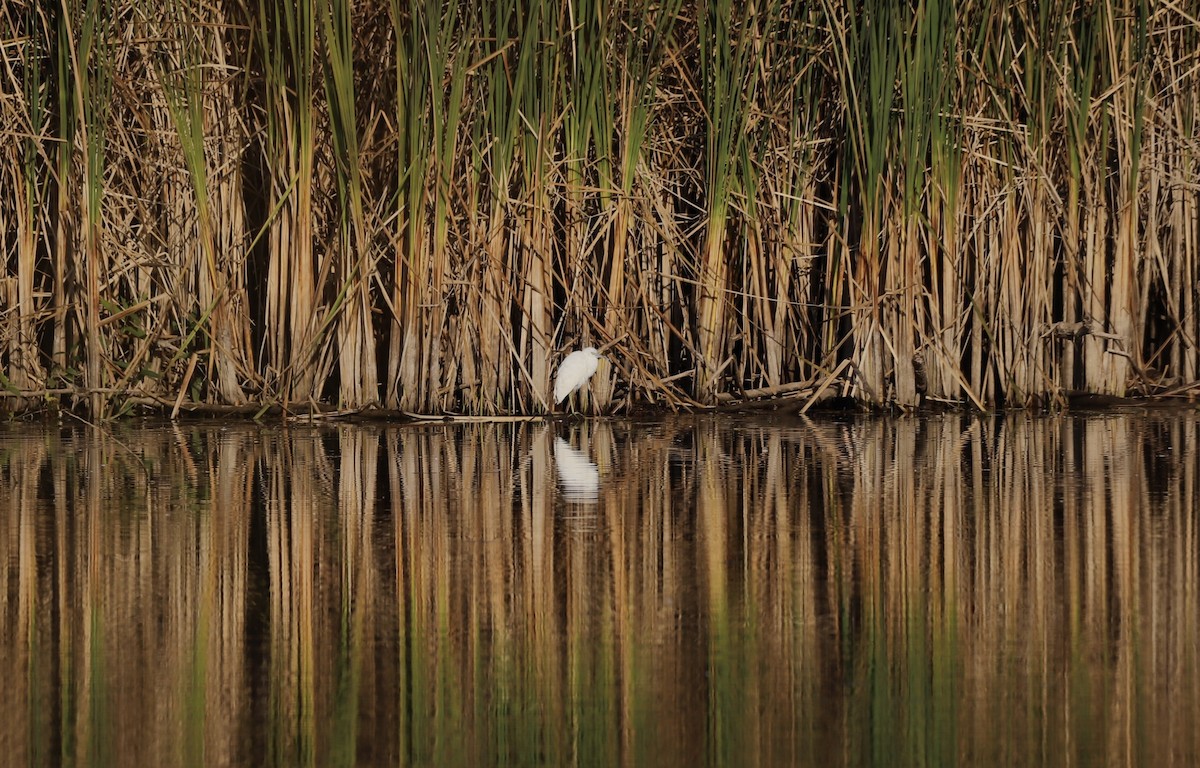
left=554, top=347, right=603, bottom=407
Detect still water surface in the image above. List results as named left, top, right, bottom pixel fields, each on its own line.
left=1, top=411, right=1198, bottom=766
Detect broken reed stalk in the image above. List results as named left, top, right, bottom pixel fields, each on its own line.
left=0, top=0, right=1198, bottom=416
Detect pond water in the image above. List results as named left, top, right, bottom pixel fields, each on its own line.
left=1, top=410, right=1198, bottom=767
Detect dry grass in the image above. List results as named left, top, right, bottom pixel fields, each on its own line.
left=0, top=0, right=1198, bottom=414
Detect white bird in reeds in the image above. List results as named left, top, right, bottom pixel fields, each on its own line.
left=554, top=347, right=603, bottom=408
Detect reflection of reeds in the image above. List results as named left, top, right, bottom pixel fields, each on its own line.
left=2, top=414, right=1199, bottom=764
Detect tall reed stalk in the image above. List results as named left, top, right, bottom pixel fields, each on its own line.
left=2, top=3, right=48, bottom=399
left=561, top=0, right=608, bottom=410
left=155, top=0, right=252, bottom=405
left=322, top=0, right=378, bottom=407
left=389, top=0, right=465, bottom=412
left=695, top=0, right=760, bottom=401
left=827, top=0, right=901, bottom=405
left=69, top=0, right=113, bottom=416
left=514, top=0, right=559, bottom=412
left=257, top=0, right=322, bottom=402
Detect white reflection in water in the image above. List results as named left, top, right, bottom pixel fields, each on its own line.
left=554, top=436, right=600, bottom=503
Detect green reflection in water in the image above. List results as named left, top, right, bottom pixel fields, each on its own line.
left=0, top=412, right=1198, bottom=766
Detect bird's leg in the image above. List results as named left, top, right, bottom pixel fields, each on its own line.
left=567, top=393, right=584, bottom=419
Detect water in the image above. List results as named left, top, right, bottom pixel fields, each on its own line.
left=1, top=411, right=1198, bottom=767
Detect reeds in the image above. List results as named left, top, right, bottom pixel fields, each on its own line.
left=1, top=0, right=1199, bottom=413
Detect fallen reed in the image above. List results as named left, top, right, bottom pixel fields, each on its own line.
left=1, top=0, right=1198, bottom=414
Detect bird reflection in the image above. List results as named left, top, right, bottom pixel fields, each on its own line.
left=554, top=436, right=600, bottom=503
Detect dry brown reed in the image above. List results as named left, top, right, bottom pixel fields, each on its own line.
left=1, top=1, right=1199, bottom=414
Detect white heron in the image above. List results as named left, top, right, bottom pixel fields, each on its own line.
left=554, top=347, right=603, bottom=407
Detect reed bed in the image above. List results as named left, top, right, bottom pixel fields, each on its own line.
left=2, top=414, right=1199, bottom=764
left=1, top=0, right=1199, bottom=414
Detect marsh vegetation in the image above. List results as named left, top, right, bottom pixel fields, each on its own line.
left=1, top=0, right=1198, bottom=415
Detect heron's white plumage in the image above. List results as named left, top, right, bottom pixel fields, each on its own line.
left=554, top=347, right=602, bottom=404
